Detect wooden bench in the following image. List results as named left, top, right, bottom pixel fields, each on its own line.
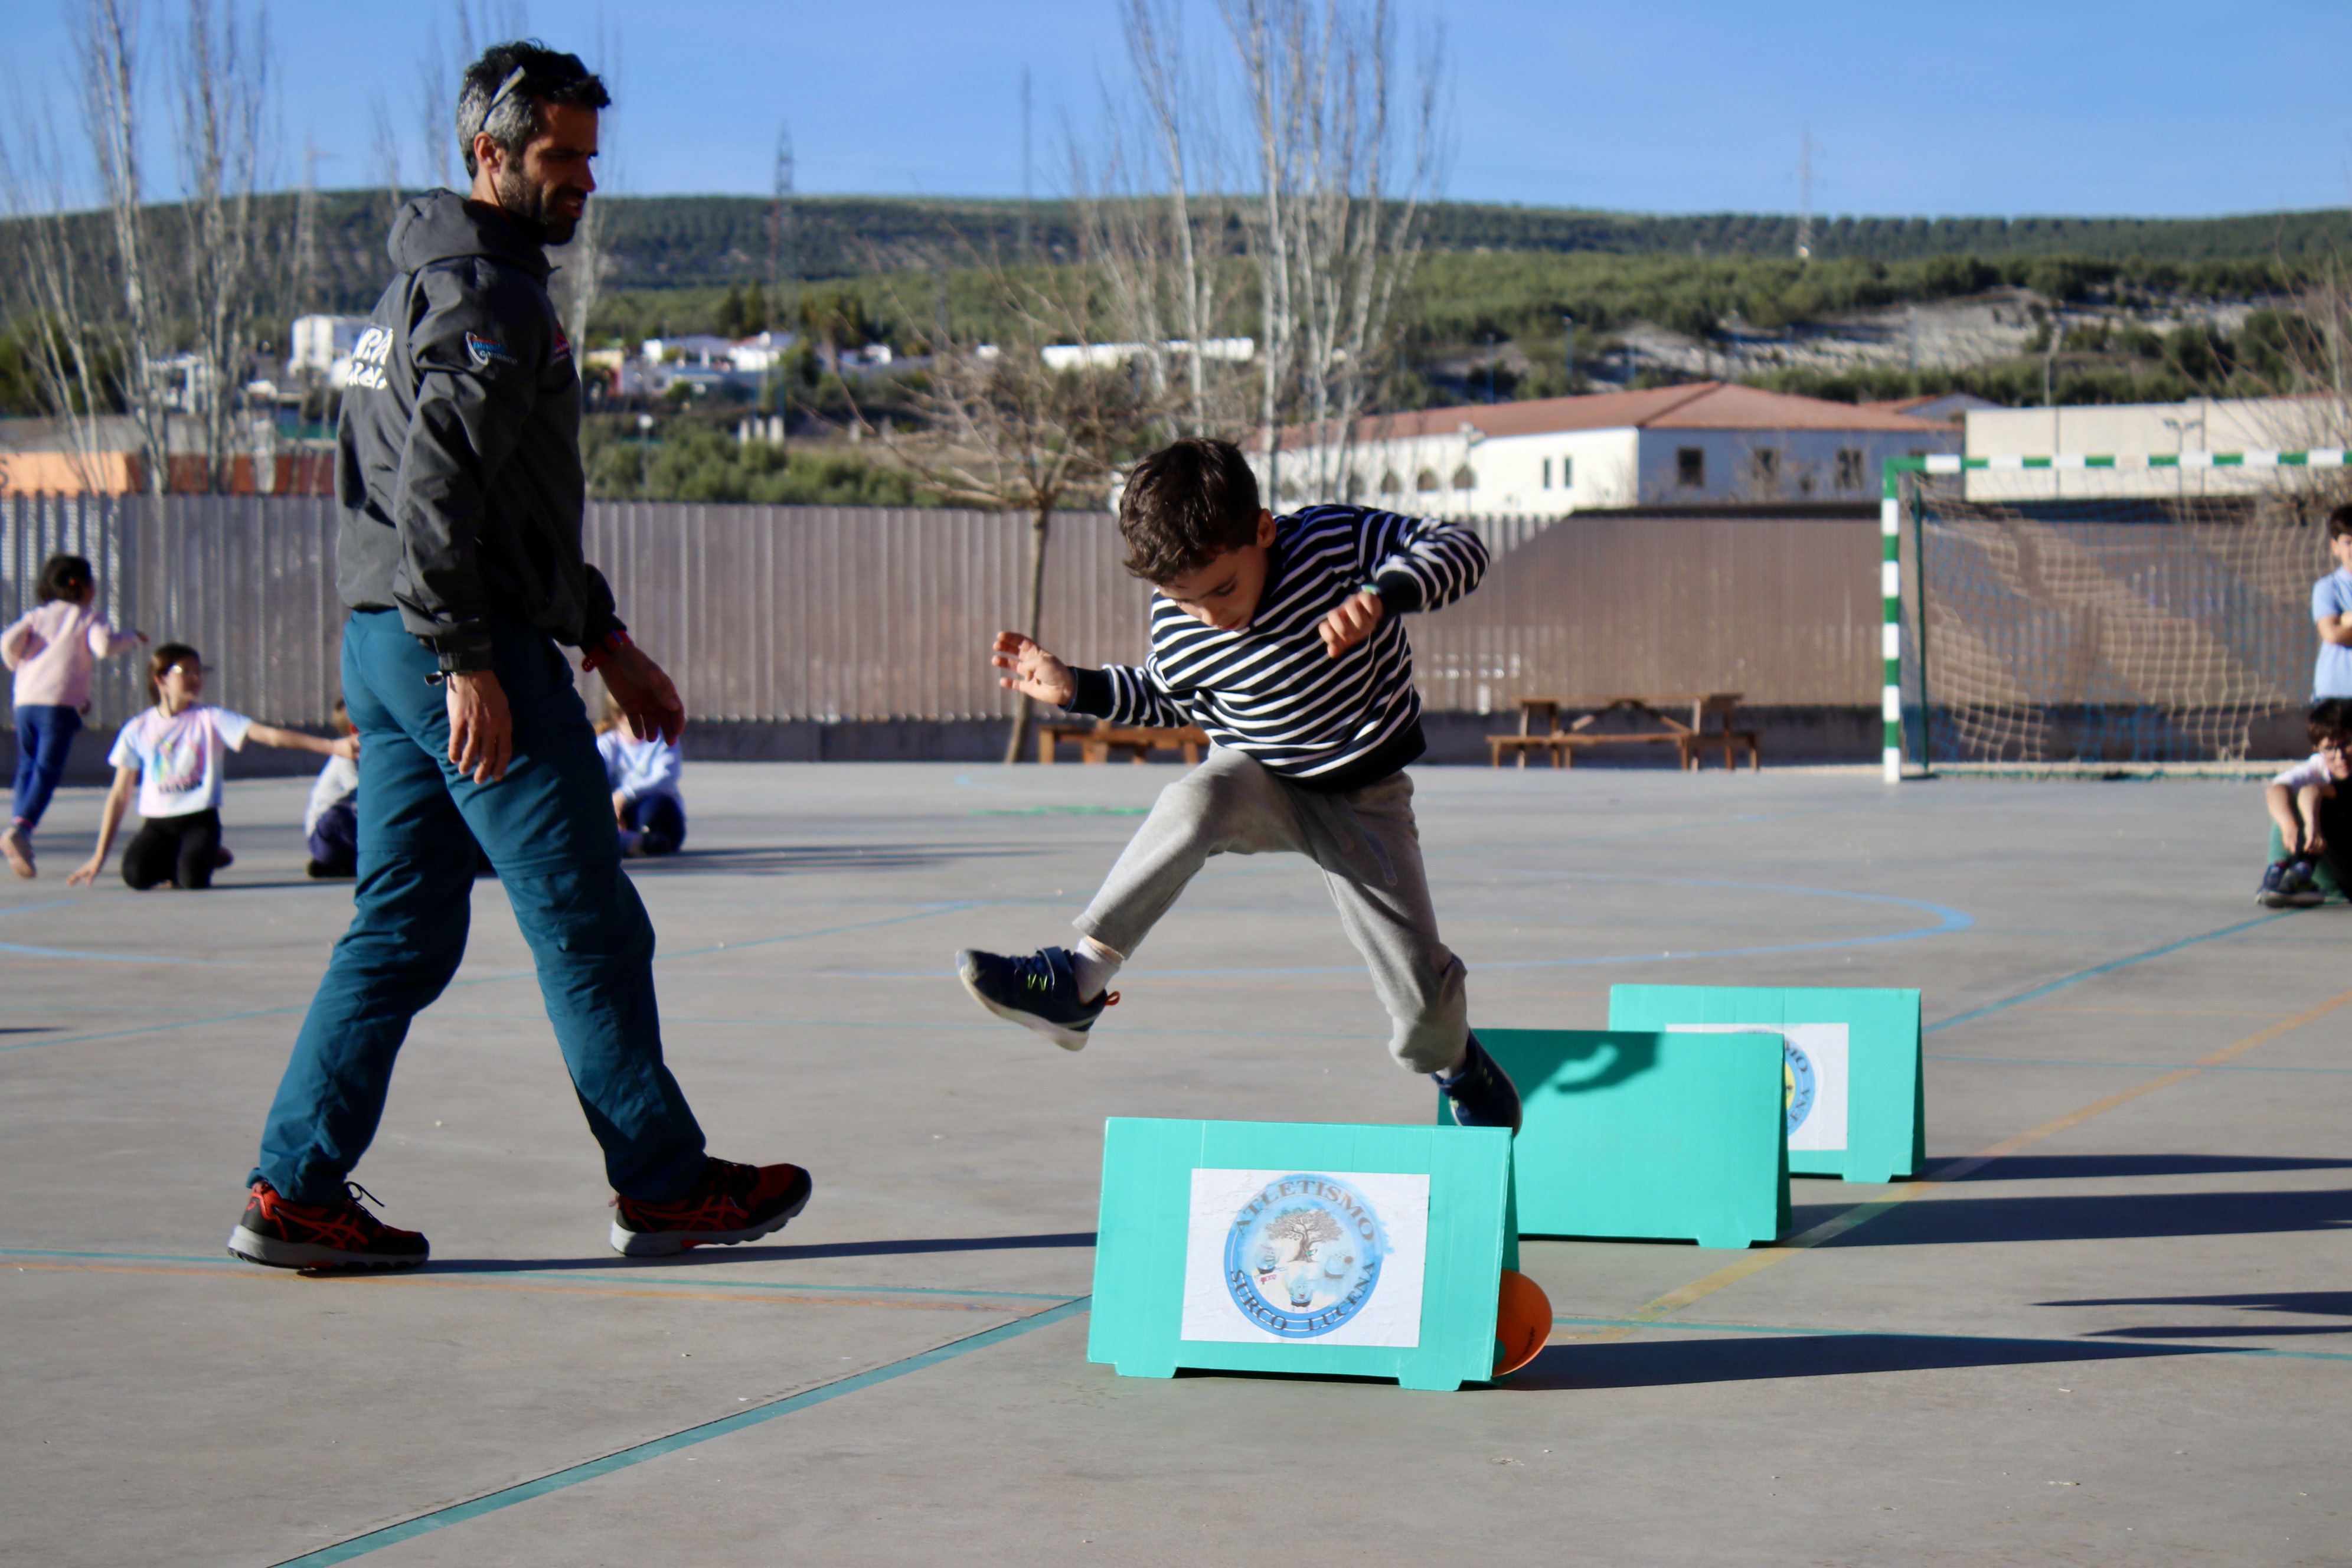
left=1488, top=694, right=1760, bottom=772
left=1037, top=718, right=1211, bottom=766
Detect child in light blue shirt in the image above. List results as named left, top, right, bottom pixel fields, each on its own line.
left=2309, top=505, right=2352, bottom=698
left=596, top=696, right=685, bottom=857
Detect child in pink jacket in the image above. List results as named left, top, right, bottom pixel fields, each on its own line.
left=1, top=554, right=144, bottom=877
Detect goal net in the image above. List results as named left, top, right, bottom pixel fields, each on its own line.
left=1897, top=468, right=2339, bottom=766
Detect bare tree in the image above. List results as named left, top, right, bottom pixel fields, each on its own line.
left=77, top=0, right=172, bottom=494
left=1071, top=0, right=1253, bottom=445
left=546, top=21, right=619, bottom=363
left=172, top=0, right=270, bottom=494
left=0, top=104, right=117, bottom=492
left=1222, top=0, right=1442, bottom=505
left=855, top=258, right=1156, bottom=763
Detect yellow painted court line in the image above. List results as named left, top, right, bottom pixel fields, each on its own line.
left=5, top=1260, right=1028, bottom=1313
left=1559, top=985, right=2352, bottom=1344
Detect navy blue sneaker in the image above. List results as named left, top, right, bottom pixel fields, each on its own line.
left=955, top=946, right=1116, bottom=1051
left=2284, top=859, right=2327, bottom=907
left=2258, top=861, right=2296, bottom=907
left=1435, top=1033, right=1522, bottom=1136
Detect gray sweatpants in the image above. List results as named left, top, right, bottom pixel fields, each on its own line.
left=1073, top=746, right=1470, bottom=1074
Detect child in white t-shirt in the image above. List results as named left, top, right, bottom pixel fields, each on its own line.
left=303, top=700, right=360, bottom=879
left=2258, top=698, right=2352, bottom=907
left=67, top=643, right=359, bottom=891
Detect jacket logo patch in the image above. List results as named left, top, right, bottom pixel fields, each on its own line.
left=551, top=325, right=572, bottom=362
left=465, top=331, right=515, bottom=369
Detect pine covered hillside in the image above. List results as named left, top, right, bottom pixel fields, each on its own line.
left=4, top=191, right=2343, bottom=316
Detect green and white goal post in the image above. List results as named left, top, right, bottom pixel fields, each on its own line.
left=1879, top=448, right=2352, bottom=783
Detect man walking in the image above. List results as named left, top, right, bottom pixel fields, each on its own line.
left=230, top=42, right=809, bottom=1270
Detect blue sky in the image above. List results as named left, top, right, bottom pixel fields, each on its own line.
left=8, top=0, right=2349, bottom=217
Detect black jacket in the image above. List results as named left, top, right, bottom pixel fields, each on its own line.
left=334, top=190, right=621, bottom=672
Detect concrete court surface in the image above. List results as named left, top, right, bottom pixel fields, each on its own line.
left=1, top=760, right=2346, bottom=1568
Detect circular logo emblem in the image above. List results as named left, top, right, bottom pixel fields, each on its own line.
left=1783, top=1038, right=1817, bottom=1136
left=1223, top=1174, right=1386, bottom=1338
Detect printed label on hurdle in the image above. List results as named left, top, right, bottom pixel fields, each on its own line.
left=1179, top=1169, right=1430, bottom=1347
left=1667, top=1023, right=1851, bottom=1151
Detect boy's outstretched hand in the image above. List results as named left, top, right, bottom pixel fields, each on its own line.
left=991, top=631, right=1076, bottom=707
left=1319, top=589, right=1384, bottom=659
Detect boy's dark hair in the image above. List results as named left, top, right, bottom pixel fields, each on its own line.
left=146, top=642, right=200, bottom=704
left=35, top=554, right=92, bottom=604
left=2328, top=502, right=2352, bottom=543
left=456, top=41, right=610, bottom=178
left=1117, top=438, right=1264, bottom=583
left=2311, top=697, right=2352, bottom=747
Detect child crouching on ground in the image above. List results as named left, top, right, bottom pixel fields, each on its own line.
left=953, top=436, right=1521, bottom=1132
left=303, top=700, right=360, bottom=878
left=597, top=694, right=687, bottom=857
left=2258, top=697, right=2352, bottom=907
left=68, top=643, right=360, bottom=890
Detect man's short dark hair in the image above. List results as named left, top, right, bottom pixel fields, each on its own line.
left=457, top=41, right=610, bottom=178
left=2328, top=502, right=2352, bottom=544
left=1118, top=438, right=1263, bottom=583
left=2311, top=697, right=2352, bottom=747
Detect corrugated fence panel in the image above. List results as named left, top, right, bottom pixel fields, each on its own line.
left=0, top=496, right=1877, bottom=730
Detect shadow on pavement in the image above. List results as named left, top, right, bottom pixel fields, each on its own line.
left=2040, top=1288, right=2352, bottom=1340
left=1935, top=1153, right=2352, bottom=1181
left=1819, top=1186, right=2352, bottom=1246
left=626, top=844, right=1037, bottom=877
left=413, top=1231, right=1100, bottom=1273
left=1513, top=1331, right=2209, bottom=1390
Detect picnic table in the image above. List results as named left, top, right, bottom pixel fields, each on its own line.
left=1036, top=718, right=1211, bottom=766
left=1487, top=693, right=1760, bottom=772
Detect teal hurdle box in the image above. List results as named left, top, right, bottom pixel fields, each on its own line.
left=1607, top=985, right=1925, bottom=1182
left=1442, top=1030, right=1789, bottom=1249
left=1087, top=1119, right=1518, bottom=1391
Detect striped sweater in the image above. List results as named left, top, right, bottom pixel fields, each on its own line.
left=1066, top=505, right=1488, bottom=792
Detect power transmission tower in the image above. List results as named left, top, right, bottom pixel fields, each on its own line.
left=293, top=133, right=322, bottom=316
left=1795, top=124, right=1816, bottom=261
left=767, top=123, right=795, bottom=426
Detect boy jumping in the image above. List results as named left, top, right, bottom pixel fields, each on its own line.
left=955, top=437, right=1521, bottom=1132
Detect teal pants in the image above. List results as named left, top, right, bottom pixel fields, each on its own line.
left=249, top=611, right=706, bottom=1205
left=2267, top=822, right=2348, bottom=899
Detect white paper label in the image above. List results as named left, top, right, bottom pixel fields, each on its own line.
left=1665, top=1023, right=1851, bottom=1152
left=1180, top=1168, right=1430, bottom=1347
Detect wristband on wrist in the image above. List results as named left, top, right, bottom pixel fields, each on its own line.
left=580, top=628, right=632, bottom=672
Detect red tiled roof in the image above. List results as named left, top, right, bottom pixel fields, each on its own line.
left=1267, top=381, right=1956, bottom=451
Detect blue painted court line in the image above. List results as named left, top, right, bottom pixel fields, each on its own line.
left=1127, top=877, right=1973, bottom=976
left=0, top=1004, right=300, bottom=1054
left=0, top=896, right=239, bottom=966
left=266, top=1296, right=1090, bottom=1567
left=1547, top=1314, right=2352, bottom=1363
left=0, top=1246, right=1079, bottom=1300
left=1926, top=913, right=2289, bottom=1034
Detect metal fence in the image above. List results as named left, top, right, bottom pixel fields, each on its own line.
left=0, top=495, right=1881, bottom=734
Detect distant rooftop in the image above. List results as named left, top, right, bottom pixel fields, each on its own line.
left=1268, top=381, right=1961, bottom=451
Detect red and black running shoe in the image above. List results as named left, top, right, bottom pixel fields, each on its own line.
left=609, top=1157, right=813, bottom=1257
left=227, top=1180, right=429, bottom=1271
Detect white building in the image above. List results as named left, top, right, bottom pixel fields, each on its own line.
left=1255, top=382, right=1959, bottom=516
left=1964, top=394, right=2352, bottom=500
left=1040, top=337, right=1253, bottom=373
left=290, top=315, right=370, bottom=379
